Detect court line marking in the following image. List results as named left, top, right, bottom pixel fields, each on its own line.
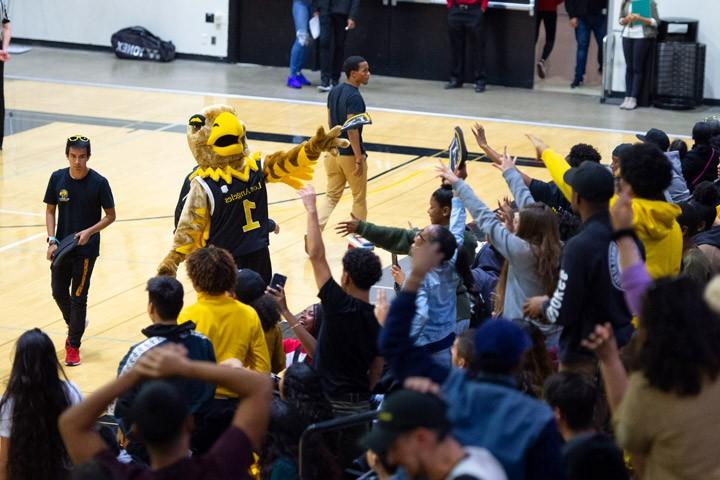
left=0, top=232, right=44, bottom=253
left=7, top=74, right=692, bottom=138
left=0, top=208, right=43, bottom=217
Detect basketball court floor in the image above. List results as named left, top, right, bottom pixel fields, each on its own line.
left=0, top=46, right=716, bottom=395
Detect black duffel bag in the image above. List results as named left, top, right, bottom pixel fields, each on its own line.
left=111, top=26, right=175, bottom=62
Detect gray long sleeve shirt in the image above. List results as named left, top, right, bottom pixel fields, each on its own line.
left=454, top=173, right=547, bottom=320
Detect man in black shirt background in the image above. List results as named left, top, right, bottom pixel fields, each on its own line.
left=44, top=135, right=116, bottom=366
left=314, top=0, right=360, bottom=92
left=299, top=183, right=383, bottom=468
left=318, top=56, right=370, bottom=230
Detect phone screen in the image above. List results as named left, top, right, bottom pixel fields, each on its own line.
left=270, top=273, right=287, bottom=289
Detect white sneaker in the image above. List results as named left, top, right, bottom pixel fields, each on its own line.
left=626, top=97, right=637, bottom=110
left=619, top=97, right=630, bottom=109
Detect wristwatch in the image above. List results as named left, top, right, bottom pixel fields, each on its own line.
left=47, top=236, right=58, bottom=245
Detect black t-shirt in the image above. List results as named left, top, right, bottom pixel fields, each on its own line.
left=328, top=83, right=366, bottom=156
left=315, top=278, right=379, bottom=397
left=563, top=432, right=629, bottom=480
left=43, top=168, right=114, bottom=257
left=529, top=179, right=572, bottom=213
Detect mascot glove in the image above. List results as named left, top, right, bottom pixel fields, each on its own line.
left=304, top=126, right=351, bottom=160
left=157, top=250, right=187, bottom=277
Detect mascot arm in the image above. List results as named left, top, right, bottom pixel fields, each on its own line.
left=157, top=179, right=211, bottom=276
left=262, top=125, right=351, bottom=190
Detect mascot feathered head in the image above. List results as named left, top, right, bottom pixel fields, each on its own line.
left=186, top=104, right=249, bottom=169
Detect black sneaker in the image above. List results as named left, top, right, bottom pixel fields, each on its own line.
left=474, top=82, right=486, bottom=93
left=444, top=79, right=463, bottom=89
left=317, top=83, right=332, bottom=93
left=571, top=79, right=583, bottom=89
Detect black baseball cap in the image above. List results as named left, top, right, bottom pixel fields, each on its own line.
left=636, top=128, right=670, bottom=151
left=362, top=390, right=449, bottom=455
left=564, top=161, right=614, bottom=202
left=235, top=269, right=266, bottom=304
left=612, top=143, right=633, bottom=158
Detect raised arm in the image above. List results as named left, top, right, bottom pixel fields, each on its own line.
left=268, top=286, right=318, bottom=357
left=299, top=185, right=332, bottom=289
left=527, top=135, right=574, bottom=202
left=263, top=126, right=350, bottom=190
left=379, top=242, right=451, bottom=384
left=493, top=148, right=536, bottom=208
left=336, top=215, right=417, bottom=254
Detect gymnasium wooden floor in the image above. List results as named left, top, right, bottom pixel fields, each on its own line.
left=0, top=79, right=641, bottom=395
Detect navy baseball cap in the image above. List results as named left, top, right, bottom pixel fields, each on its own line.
left=636, top=128, right=670, bottom=151
left=564, top=161, right=615, bottom=202
left=362, top=390, right=449, bottom=455
left=474, top=318, right=532, bottom=371
left=235, top=269, right=266, bottom=304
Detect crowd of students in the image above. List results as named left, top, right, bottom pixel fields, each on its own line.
left=2, top=117, right=720, bottom=480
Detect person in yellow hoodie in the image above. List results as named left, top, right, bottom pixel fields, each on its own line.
left=527, top=135, right=682, bottom=279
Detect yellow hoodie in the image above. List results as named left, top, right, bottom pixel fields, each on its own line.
left=541, top=149, right=682, bottom=279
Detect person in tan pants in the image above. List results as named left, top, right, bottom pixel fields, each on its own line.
left=318, top=56, right=370, bottom=230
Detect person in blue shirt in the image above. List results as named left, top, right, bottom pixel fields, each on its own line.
left=379, top=239, right=565, bottom=480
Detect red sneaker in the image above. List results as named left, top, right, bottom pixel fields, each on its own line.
left=65, top=345, right=81, bottom=366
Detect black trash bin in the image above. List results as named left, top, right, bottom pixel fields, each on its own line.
left=653, top=18, right=704, bottom=110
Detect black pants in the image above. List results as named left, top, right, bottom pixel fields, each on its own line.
left=234, top=247, right=272, bottom=285
left=319, top=14, right=349, bottom=85
left=535, top=11, right=558, bottom=61
left=448, top=5, right=486, bottom=84
left=51, top=255, right=96, bottom=348
left=623, top=37, right=653, bottom=98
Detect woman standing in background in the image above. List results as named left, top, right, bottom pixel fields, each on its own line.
left=618, top=0, right=659, bottom=110
left=535, top=0, right=564, bottom=79
left=0, top=0, right=10, bottom=150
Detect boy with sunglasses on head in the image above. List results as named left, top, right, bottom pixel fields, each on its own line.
left=44, top=135, right=116, bottom=366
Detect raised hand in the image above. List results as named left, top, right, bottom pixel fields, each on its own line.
left=435, top=160, right=461, bottom=185
left=135, top=344, right=189, bottom=379
left=611, top=186, right=634, bottom=231
left=497, top=197, right=516, bottom=233
left=491, top=146, right=517, bottom=173
left=297, top=185, right=317, bottom=212
left=581, top=322, right=619, bottom=363
left=410, top=240, right=445, bottom=277
left=472, top=123, right=488, bottom=148
left=391, top=264, right=405, bottom=286
left=335, top=213, right=361, bottom=236
left=526, top=134, right=548, bottom=160
left=374, top=289, right=389, bottom=326
left=266, top=285, right=289, bottom=312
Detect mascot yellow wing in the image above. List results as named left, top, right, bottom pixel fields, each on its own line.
left=262, top=125, right=350, bottom=190
left=157, top=178, right=211, bottom=276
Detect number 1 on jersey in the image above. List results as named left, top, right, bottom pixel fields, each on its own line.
left=242, top=199, right=261, bottom=232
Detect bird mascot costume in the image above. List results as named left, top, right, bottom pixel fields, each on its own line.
left=157, top=104, right=349, bottom=279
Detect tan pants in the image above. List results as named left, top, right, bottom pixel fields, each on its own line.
left=318, top=153, right=368, bottom=229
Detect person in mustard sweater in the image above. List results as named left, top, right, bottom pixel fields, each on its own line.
left=178, top=246, right=271, bottom=399
left=527, top=135, right=682, bottom=279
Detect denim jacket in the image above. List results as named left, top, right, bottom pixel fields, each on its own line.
left=411, top=196, right=465, bottom=346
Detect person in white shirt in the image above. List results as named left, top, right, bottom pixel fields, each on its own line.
left=618, top=0, right=659, bottom=110
left=363, top=389, right=507, bottom=480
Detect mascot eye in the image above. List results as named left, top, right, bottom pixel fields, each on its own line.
left=188, top=114, right=206, bottom=132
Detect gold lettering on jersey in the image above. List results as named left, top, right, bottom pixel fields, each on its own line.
left=224, top=182, right=264, bottom=204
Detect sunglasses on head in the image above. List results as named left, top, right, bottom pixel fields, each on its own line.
left=67, top=135, right=90, bottom=142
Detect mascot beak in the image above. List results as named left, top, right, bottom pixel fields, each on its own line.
left=206, top=111, right=246, bottom=157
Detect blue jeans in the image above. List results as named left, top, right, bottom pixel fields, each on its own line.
left=289, top=0, right=311, bottom=76
left=574, top=14, right=606, bottom=82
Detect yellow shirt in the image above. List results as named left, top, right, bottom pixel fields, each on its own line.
left=178, top=293, right=270, bottom=397
left=541, top=149, right=682, bottom=279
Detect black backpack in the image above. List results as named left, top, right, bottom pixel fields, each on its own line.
left=110, top=26, right=175, bottom=62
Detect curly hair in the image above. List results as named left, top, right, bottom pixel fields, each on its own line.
left=342, top=248, right=382, bottom=290
left=567, top=143, right=602, bottom=168
left=185, top=246, right=236, bottom=294
left=251, top=294, right=282, bottom=332
left=0, top=329, right=72, bottom=480
left=619, top=143, right=672, bottom=199
left=636, top=276, right=720, bottom=396
left=690, top=181, right=720, bottom=231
